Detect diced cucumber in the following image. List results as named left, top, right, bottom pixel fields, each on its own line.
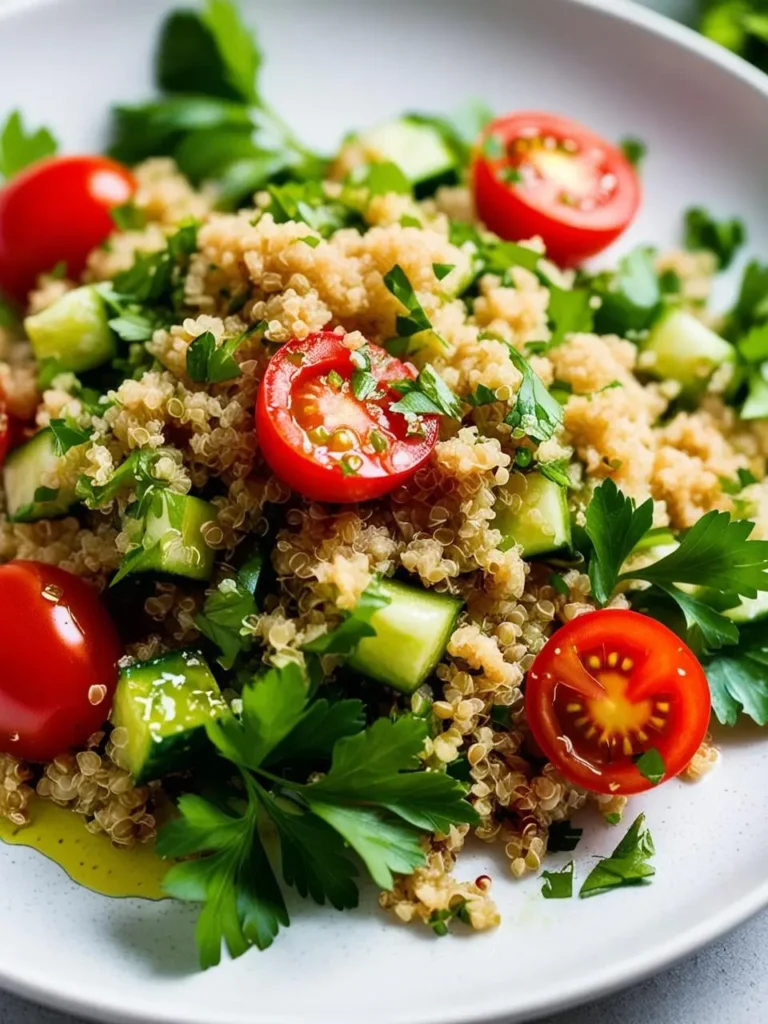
left=111, top=649, right=228, bottom=784
left=495, top=472, right=572, bottom=558
left=640, top=308, right=735, bottom=399
left=3, top=428, right=76, bottom=521
left=25, top=286, right=115, bottom=373
left=353, top=119, right=455, bottom=193
left=347, top=578, right=463, bottom=694
left=118, top=491, right=217, bottom=583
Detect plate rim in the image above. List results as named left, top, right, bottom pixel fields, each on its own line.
left=1, top=0, right=768, bottom=1022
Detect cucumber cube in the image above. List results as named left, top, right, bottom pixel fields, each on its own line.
left=25, top=285, right=115, bottom=373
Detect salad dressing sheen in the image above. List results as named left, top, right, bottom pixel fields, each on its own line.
left=0, top=798, right=168, bottom=899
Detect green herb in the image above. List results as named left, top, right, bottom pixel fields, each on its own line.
left=500, top=166, right=523, bottom=184
left=266, top=181, right=359, bottom=238
left=705, top=621, right=768, bottom=726
left=541, top=861, right=574, bottom=899
left=303, top=579, right=392, bottom=656
left=514, top=447, right=533, bottom=469
left=48, top=419, right=93, bottom=456
left=327, top=369, right=344, bottom=391
left=399, top=215, right=422, bottom=228
left=383, top=264, right=439, bottom=340
left=428, top=900, right=471, bottom=936
left=539, top=458, right=571, bottom=489
left=684, top=206, right=746, bottom=270
left=505, top=346, right=564, bottom=443
left=585, top=479, right=768, bottom=652
left=112, top=222, right=199, bottom=317
left=33, top=486, right=60, bottom=503
left=351, top=161, right=411, bottom=197
left=0, top=110, right=57, bottom=181
left=351, top=369, right=379, bottom=401
left=159, top=662, right=478, bottom=965
left=299, top=235, right=320, bottom=248
left=549, top=572, right=570, bottom=597
left=633, top=747, right=665, bottom=786
left=490, top=704, right=512, bottom=728
left=195, top=551, right=267, bottom=669
left=700, top=2, right=768, bottom=75
left=466, top=383, right=497, bottom=407
left=406, top=100, right=493, bottom=168
left=591, top=247, right=661, bottom=336
left=186, top=322, right=264, bottom=384
left=110, top=201, right=147, bottom=232
left=620, top=137, right=647, bottom=169
left=390, top=364, right=463, bottom=420
left=433, top=262, right=455, bottom=282
left=76, top=450, right=161, bottom=509
left=585, top=479, right=654, bottom=605
left=724, top=261, right=768, bottom=340
left=548, top=285, right=594, bottom=347
left=604, top=812, right=621, bottom=826
left=547, top=820, right=583, bottom=853
left=579, top=814, right=655, bottom=899
left=340, top=456, right=361, bottom=477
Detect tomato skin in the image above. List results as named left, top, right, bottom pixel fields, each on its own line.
left=0, top=561, right=122, bottom=762
left=257, top=332, right=440, bottom=503
left=525, top=610, right=710, bottom=796
left=471, top=112, right=641, bottom=266
left=0, top=156, right=136, bottom=303
left=0, top=387, right=8, bottom=467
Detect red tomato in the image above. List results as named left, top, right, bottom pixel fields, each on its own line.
left=257, top=332, right=440, bottom=503
left=0, top=386, right=8, bottom=467
left=525, top=610, right=710, bottom=795
left=472, top=112, right=641, bottom=266
left=0, top=156, right=136, bottom=303
left=0, top=561, right=122, bottom=762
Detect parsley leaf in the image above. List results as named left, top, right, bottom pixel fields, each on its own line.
left=0, top=110, right=57, bottom=181
left=75, top=450, right=161, bottom=509
left=264, top=697, right=366, bottom=766
left=505, top=346, right=564, bottom=443
left=585, top=479, right=654, bottom=605
left=591, top=247, right=661, bottom=335
left=266, top=181, right=360, bottom=238
left=159, top=793, right=289, bottom=966
left=547, top=821, right=583, bottom=853
left=48, top=419, right=92, bottom=456
left=186, top=323, right=264, bottom=384
left=548, top=285, right=594, bottom=347
left=579, top=814, right=655, bottom=899
left=540, top=861, right=574, bottom=899
left=621, top=510, right=768, bottom=598
left=383, top=264, right=440, bottom=340
left=724, top=260, right=768, bottom=339
left=390, top=364, right=463, bottom=420
left=684, top=206, right=746, bottom=270
left=620, top=137, right=647, bottom=169
left=200, top=0, right=261, bottom=105
left=433, top=262, right=455, bottom=282
left=113, top=222, right=199, bottom=314
left=633, top=747, right=665, bottom=786
left=466, top=383, right=497, bottom=407
left=303, top=579, right=392, bottom=655
left=195, top=551, right=267, bottom=669
left=706, top=621, right=768, bottom=726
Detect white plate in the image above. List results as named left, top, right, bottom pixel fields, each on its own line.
left=2, top=0, right=768, bottom=1022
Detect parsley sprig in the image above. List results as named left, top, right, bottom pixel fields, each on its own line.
left=0, top=110, right=57, bottom=182
left=158, top=662, right=478, bottom=967
left=584, top=479, right=768, bottom=655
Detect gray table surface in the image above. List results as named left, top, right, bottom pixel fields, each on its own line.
left=0, top=0, right=761, bottom=1021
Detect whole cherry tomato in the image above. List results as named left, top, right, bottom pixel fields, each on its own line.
left=0, top=560, right=122, bottom=761
left=0, top=156, right=136, bottom=302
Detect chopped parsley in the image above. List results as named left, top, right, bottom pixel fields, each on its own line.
left=432, top=262, right=455, bottom=282
left=383, top=264, right=441, bottom=342
left=619, top=136, right=647, bottom=169
left=579, top=814, right=655, bottom=899
left=186, top=322, right=265, bottom=384
left=195, top=550, right=268, bottom=669
left=0, top=110, right=57, bottom=181
left=590, top=247, right=662, bottom=336
left=633, top=747, right=665, bottom=786
left=547, top=284, right=594, bottom=347
left=390, top=364, right=463, bottom=420
left=505, top=346, right=564, bottom=443
left=706, top=621, right=768, bottom=726
left=303, top=579, right=392, bottom=656
left=540, top=861, right=574, bottom=900
left=110, top=201, right=147, bottom=232
left=684, top=206, right=746, bottom=270
left=466, top=383, right=497, bottom=408
left=48, top=419, right=93, bottom=456
left=158, top=662, right=478, bottom=966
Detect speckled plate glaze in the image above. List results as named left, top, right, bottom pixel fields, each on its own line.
left=2, top=0, right=768, bottom=1021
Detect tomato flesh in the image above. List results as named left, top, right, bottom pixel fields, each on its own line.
left=0, top=561, right=122, bottom=762
left=0, top=156, right=136, bottom=303
left=525, top=610, right=710, bottom=795
left=472, top=112, right=641, bottom=266
left=257, top=332, right=439, bottom=503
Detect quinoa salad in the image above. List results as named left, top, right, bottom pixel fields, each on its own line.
left=2, top=0, right=768, bottom=967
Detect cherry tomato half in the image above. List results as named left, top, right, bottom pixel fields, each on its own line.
left=472, top=112, right=641, bottom=266
left=525, top=610, right=710, bottom=795
left=0, top=156, right=136, bottom=303
left=257, top=332, right=440, bottom=503
left=0, top=561, right=122, bottom=762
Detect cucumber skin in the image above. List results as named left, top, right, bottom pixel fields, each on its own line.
left=25, top=286, right=115, bottom=374
left=3, top=428, right=76, bottom=522
left=347, top=579, right=463, bottom=695
left=355, top=119, right=456, bottom=190
left=111, top=649, right=227, bottom=785
left=125, top=492, right=217, bottom=582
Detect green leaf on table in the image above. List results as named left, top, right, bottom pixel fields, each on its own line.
left=579, top=814, right=655, bottom=899
left=540, top=861, right=574, bottom=899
